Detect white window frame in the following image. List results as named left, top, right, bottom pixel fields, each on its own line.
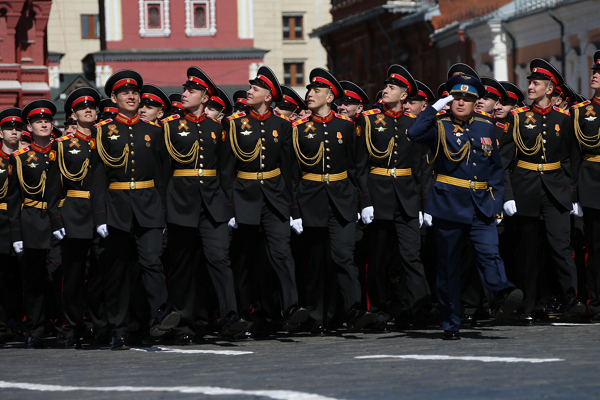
left=139, top=0, right=171, bottom=38
left=185, top=0, right=216, bottom=37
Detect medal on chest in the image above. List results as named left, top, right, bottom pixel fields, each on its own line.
left=481, top=137, right=493, bottom=157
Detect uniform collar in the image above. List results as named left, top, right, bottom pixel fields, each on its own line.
left=183, top=111, right=206, bottom=123
left=0, top=147, right=9, bottom=159
left=382, top=105, right=403, bottom=118
left=249, top=108, right=272, bottom=121
left=593, top=96, right=600, bottom=106
left=451, top=115, right=474, bottom=126
left=531, top=103, right=552, bottom=115
left=74, top=129, right=91, bottom=141
left=115, top=113, right=140, bottom=125
left=311, top=110, right=334, bottom=123
left=495, top=121, right=505, bottom=128
left=31, top=141, right=52, bottom=153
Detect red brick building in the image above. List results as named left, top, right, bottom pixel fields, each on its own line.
left=0, top=0, right=52, bottom=109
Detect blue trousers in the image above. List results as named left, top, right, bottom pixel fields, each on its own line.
left=433, top=212, right=514, bottom=332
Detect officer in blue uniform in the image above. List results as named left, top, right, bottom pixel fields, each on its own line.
left=407, top=74, right=522, bottom=340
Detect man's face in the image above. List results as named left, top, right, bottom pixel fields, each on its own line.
left=247, top=85, right=271, bottom=106
left=494, top=101, right=514, bottom=120
left=551, top=93, right=563, bottom=107
left=111, top=89, right=140, bottom=113
left=204, top=105, right=223, bottom=120
left=475, top=96, right=498, bottom=114
left=0, top=126, right=22, bottom=146
left=306, top=87, right=333, bottom=111
left=181, top=87, right=208, bottom=110
left=591, top=71, right=600, bottom=91
left=403, top=99, right=426, bottom=116
left=299, top=109, right=312, bottom=119
left=138, top=103, right=163, bottom=122
left=273, top=106, right=294, bottom=118
left=527, top=79, right=552, bottom=102
left=382, top=84, right=407, bottom=104
left=450, top=95, right=476, bottom=120
left=28, top=117, right=53, bottom=138
left=65, top=125, right=77, bottom=135
left=337, top=101, right=362, bottom=118
left=72, top=104, right=97, bottom=126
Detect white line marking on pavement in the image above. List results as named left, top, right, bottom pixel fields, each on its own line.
left=129, top=346, right=253, bottom=355
left=356, top=355, right=564, bottom=363
left=539, top=322, right=600, bottom=326
left=0, top=381, right=342, bottom=400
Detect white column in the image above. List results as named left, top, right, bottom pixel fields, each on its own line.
left=95, top=64, right=103, bottom=87
left=489, top=22, right=508, bottom=81
left=105, top=0, right=123, bottom=41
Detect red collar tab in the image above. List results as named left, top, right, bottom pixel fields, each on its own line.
left=484, top=85, right=501, bottom=98
left=282, top=95, right=299, bottom=107
left=344, top=90, right=362, bottom=102
left=389, top=74, right=412, bottom=94
left=311, top=77, right=339, bottom=97
left=71, top=95, right=96, bottom=109
left=31, top=141, right=52, bottom=153
left=183, top=111, right=205, bottom=123
left=593, top=96, right=600, bottom=106
left=553, top=106, right=570, bottom=116
left=496, top=122, right=505, bottom=128
left=475, top=110, right=493, bottom=118
left=382, top=105, right=403, bottom=118
left=0, top=116, right=23, bottom=125
left=531, top=103, right=552, bottom=115
left=210, top=96, right=226, bottom=108
left=531, top=67, right=558, bottom=85
left=112, top=78, right=139, bottom=92
left=75, top=129, right=91, bottom=141
left=187, top=76, right=214, bottom=95
left=310, top=111, right=334, bottom=123
left=256, top=75, right=276, bottom=94
left=27, top=108, right=52, bottom=118
left=249, top=109, right=272, bottom=121
left=142, top=93, right=165, bottom=107
left=115, top=113, right=140, bottom=125
left=171, top=101, right=183, bottom=109
left=103, top=107, right=118, bottom=113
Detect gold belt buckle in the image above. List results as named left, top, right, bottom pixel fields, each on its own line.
left=537, top=164, right=543, bottom=172
left=130, top=181, right=136, bottom=190
left=390, top=168, right=396, bottom=178
left=257, top=172, right=263, bottom=180
left=323, top=173, right=330, bottom=183
left=198, top=169, right=204, bottom=177
left=469, top=181, right=476, bottom=190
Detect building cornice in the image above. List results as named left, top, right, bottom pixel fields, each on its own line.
left=85, top=48, right=269, bottom=62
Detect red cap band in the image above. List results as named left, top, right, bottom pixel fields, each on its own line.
left=235, top=98, right=248, bottom=105
left=312, top=77, right=339, bottom=97
left=484, top=85, right=502, bottom=98
left=507, top=91, right=518, bottom=100
left=103, top=107, right=118, bottom=113
left=531, top=67, right=558, bottom=85
left=71, top=95, right=96, bottom=109
left=0, top=116, right=22, bottom=125
left=210, top=96, right=226, bottom=108
left=257, top=75, right=276, bottom=94
left=442, top=91, right=449, bottom=97
left=452, top=72, right=465, bottom=76
left=188, top=76, right=214, bottom=95
left=344, top=90, right=362, bottom=102
left=112, top=78, right=139, bottom=92
left=389, top=74, right=412, bottom=94
left=283, top=95, right=298, bottom=107
left=27, top=108, right=52, bottom=118
left=417, top=90, right=427, bottom=99
left=142, top=93, right=165, bottom=107
left=171, top=101, right=183, bottom=109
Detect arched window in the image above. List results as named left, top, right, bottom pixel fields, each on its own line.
left=139, top=0, right=170, bottom=37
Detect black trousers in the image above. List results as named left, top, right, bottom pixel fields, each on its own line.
left=0, top=253, right=19, bottom=338
left=105, top=221, right=167, bottom=337
left=584, top=207, right=600, bottom=315
left=515, top=188, right=578, bottom=314
left=22, top=249, right=49, bottom=338
left=168, top=207, right=237, bottom=336
left=45, top=236, right=63, bottom=334
left=303, top=203, right=361, bottom=325
left=231, top=200, right=298, bottom=322
left=86, top=233, right=108, bottom=336
left=368, top=201, right=431, bottom=321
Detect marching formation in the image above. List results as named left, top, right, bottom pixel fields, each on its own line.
left=1, top=51, right=599, bottom=350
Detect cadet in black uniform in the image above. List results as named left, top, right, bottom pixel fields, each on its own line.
left=292, top=68, right=374, bottom=334
left=500, top=59, right=586, bottom=324
left=337, top=81, right=369, bottom=120
left=355, top=66, right=431, bottom=330
left=227, top=66, right=308, bottom=334
left=94, top=70, right=179, bottom=350
left=7, top=100, right=63, bottom=348
left=45, top=88, right=107, bottom=348
left=140, top=84, right=170, bottom=123
left=274, top=85, right=307, bottom=122
left=232, top=89, right=251, bottom=114
left=168, top=93, right=185, bottom=117
left=99, top=98, right=118, bottom=122
left=205, top=86, right=232, bottom=122
left=162, top=67, right=245, bottom=344
left=0, top=108, right=23, bottom=346
left=572, top=51, right=600, bottom=322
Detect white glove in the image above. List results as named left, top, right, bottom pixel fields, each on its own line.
left=96, top=224, right=108, bottom=238
left=357, top=213, right=360, bottom=223
left=432, top=95, right=454, bottom=112
left=53, top=228, right=66, bottom=240
left=571, top=202, right=583, bottom=217
left=419, top=211, right=423, bottom=228
left=13, top=241, right=23, bottom=254
left=228, top=217, right=238, bottom=229
left=496, top=212, right=503, bottom=225
left=290, top=217, right=303, bottom=235
left=503, top=200, right=517, bottom=217
left=361, top=206, right=375, bottom=225
left=423, top=213, right=433, bottom=227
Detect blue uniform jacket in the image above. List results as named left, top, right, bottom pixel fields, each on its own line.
left=406, top=105, right=504, bottom=224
